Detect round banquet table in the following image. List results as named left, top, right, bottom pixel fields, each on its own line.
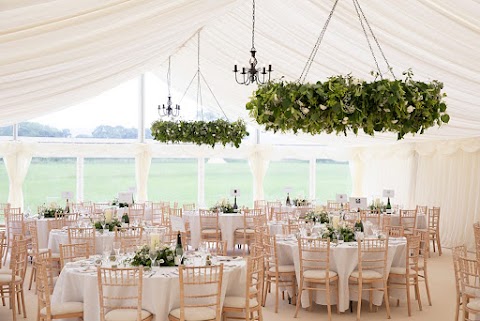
left=48, top=229, right=115, bottom=255
left=183, top=211, right=244, bottom=250
left=276, top=237, right=407, bottom=312
left=52, top=257, right=246, bottom=321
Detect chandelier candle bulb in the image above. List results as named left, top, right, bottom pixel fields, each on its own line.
left=332, top=216, right=340, bottom=229
left=150, top=233, right=160, bottom=248
left=104, top=209, right=112, bottom=223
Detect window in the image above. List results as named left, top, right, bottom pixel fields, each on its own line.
left=23, top=158, right=76, bottom=212
left=148, top=159, right=197, bottom=205
left=84, top=158, right=135, bottom=202
left=264, top=160, right=309, bottom=201
left=205, top=159, right=252, bottom=207
left=316, top=160, right=352, bottom=203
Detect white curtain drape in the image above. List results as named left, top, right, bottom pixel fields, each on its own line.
left=134, top=144, right=152, bottom=203
left=248, top=145, right=272, bottom=201
left=2, top=142, right=33, bottom=209
left=349, top=144, right=416, bottom=207
left=414, top=138, right=480, bottom=250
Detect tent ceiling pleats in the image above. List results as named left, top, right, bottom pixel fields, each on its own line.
left=1, top=0, right=479, bottom=146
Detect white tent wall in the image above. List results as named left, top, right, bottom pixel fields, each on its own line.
left=414, top=138, right=480, bottom=250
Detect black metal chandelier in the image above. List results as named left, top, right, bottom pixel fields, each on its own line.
left=233, top=0, right=272, bottom=85
left=158, top=56, right=180, bottom=117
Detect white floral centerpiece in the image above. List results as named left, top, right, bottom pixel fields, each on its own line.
left=128, top=244, right=175, bottom=267
left=210, top=198, right=235, bottom=213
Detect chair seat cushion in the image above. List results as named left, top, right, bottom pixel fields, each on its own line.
left=224, top=296, right=259, bottom=308
left=389, top=267, right=418, bottom=275
left=105, top=308, right=152, bottom=321
left=169, top=307, right=216, bottom=321
left=40, top=301, right=83, bottom=316
left=0, top=274, right=22, bottom=282
left=235, top=228, right=255, bottom=234
left=350, top=270, right=383, bottom=279
left=0, top=268, right=12, bottom=274
left=467, top=299, right=480, bottom=311
left=201, top=229, right=220, bottom=234
left=269, top=265, right=295, bottom=273
left=303, top=269, right=337, bottom=279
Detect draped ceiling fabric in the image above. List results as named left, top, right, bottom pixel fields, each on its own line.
left=1, top=0, right=480, bottom=246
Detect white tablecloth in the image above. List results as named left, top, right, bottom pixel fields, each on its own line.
left=31, top=218, right=57, bottom=249
left=183, top=211, right=244, bottom=250
left=52, top=258, right=246, bottom=321
left=276, top=238, right=407, bottom=312
left=48, top=230, right=115, bottom=255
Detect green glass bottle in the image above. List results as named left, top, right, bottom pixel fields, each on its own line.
left=175, top=232, right=184, bottom=266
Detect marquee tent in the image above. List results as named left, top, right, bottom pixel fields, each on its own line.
left=1, top=0, right=480, bottom=248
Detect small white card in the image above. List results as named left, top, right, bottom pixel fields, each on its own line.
left=61, top=191, right=73, bottom=199
left=118, top=192, right=133, bottom=203
left=170, top=215, right=186, bottom=233
left=349, top=197, right=368, bottom=210
left=284, top=186, right=293, bottom=193
left=230, top=188, right=240, bottom=197
left=383, top=189, right=395, bottom=197
left=336, top=193, right=347, bottom=202
left=128, top=186, right=137, bottom=193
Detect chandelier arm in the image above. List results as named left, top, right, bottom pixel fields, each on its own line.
left=354, top=0, right=396, bottom=79
left=352, top=0, right=383, bottom=79
left=298, top=0, right=340, bottom=83
left=200, top=72, right=230, bottom=122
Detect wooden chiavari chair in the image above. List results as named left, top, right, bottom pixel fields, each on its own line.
left=128, top=203, right=146, bottom=224
left=388, top=235, right=422, bottom=316
left=223, top=255, right=264, bottom=321
left=384, top=225, right=405, bottom=237
left=326, top=200, right=343, bottom=211
left=182, top=203, right=196, bottom=211
left=399, top=209, right=417, bottom=234
left=97, top=266, right=153, bottom=321
left=349, top=238, right=391, bottom=321
left=63, top=213, right=79, bottom=227
left=452, top=245, right=467, bottom=321
left=294, top=238, right=339, bottom=320
left=114, top=226, right=143, bottom=243
left=254, top=200, right=267, bottom=216
left=263, top=234, right=296, bottom=313
left=233, top=208, right=260, bottom=255
left=67, top=227, right=96, bottom=254
left=413, top=229, right=432, bottom=306
left=270, top=208, right=289, bottom=222
left=457, top=254, right=480, bottom=321
left=59, top=243, right=90, bottom=270
left=47, top=217, right=66, bottom=233
left=0, top=237, right=28, bottom=321
left=282, top=218, right=300, bottom=235
left=169, top=265, right=223, bottom=321
left=199, top=210, right=221, bottom=243
left=36, top=254, right=84, bottom=321
left=3, top=207, right=24, bottom=265
left=360, top=209, right=381, bottom=227
left=428, top=207, right=442, bottom=255
left=93, top=202, right=110, bottom=214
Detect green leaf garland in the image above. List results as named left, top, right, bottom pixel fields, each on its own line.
left=246, top=72, right=449, bottom=140
left=150, top=119, right=249, bottom=148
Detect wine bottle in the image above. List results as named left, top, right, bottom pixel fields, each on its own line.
left=175, top=232, right=183, bottom=266
left=286, top=193, right=291, bottom=206
left=354, top=219, right=364, bottom=232
left=64, top=199, right=70, bottom=214
left=121, top=212, right=130, bottom=225
left=386, top=197, right=392, bottom=214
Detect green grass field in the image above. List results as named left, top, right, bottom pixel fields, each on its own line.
left=0, top=158, right=351, bottom=211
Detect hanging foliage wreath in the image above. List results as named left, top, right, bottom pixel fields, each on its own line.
left=246, top=72, right=449, bottom=140
left=150, top=119, right=249, bottom=148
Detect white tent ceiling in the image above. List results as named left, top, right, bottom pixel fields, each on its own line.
left=1, top=0, right=479, bottom=147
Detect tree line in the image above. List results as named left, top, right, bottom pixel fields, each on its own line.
left=0, top=122, right=153, bottom=139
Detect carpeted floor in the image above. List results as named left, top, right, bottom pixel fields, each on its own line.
left=0, top=249, right=458, bottom=321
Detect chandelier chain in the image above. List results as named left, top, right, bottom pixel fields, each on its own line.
left=352, top=0, right=382, bottom=79
left=354, top=0, right=396, bottom=79
left=299, top=0, right=340, bottom=83
left=251, top=0, right=256, bottom=50
left=167, top=56, right=171, bottom=96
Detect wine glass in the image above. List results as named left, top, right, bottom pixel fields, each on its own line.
left=100, top=216, right=107, bottom=233
left=113, top=241, right=121, bottom=258
left=149, top=246, right=158, bottom=269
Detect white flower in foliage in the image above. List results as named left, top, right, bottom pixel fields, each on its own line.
left=300, top=107, right=310, bottom=114
left=342, top=117, right=349, bottom=125
left=320, top=104, right=328, bottom=110
left=391, top=120, right=398, bottom=124
left=407, top=105, right=415, bottom=113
